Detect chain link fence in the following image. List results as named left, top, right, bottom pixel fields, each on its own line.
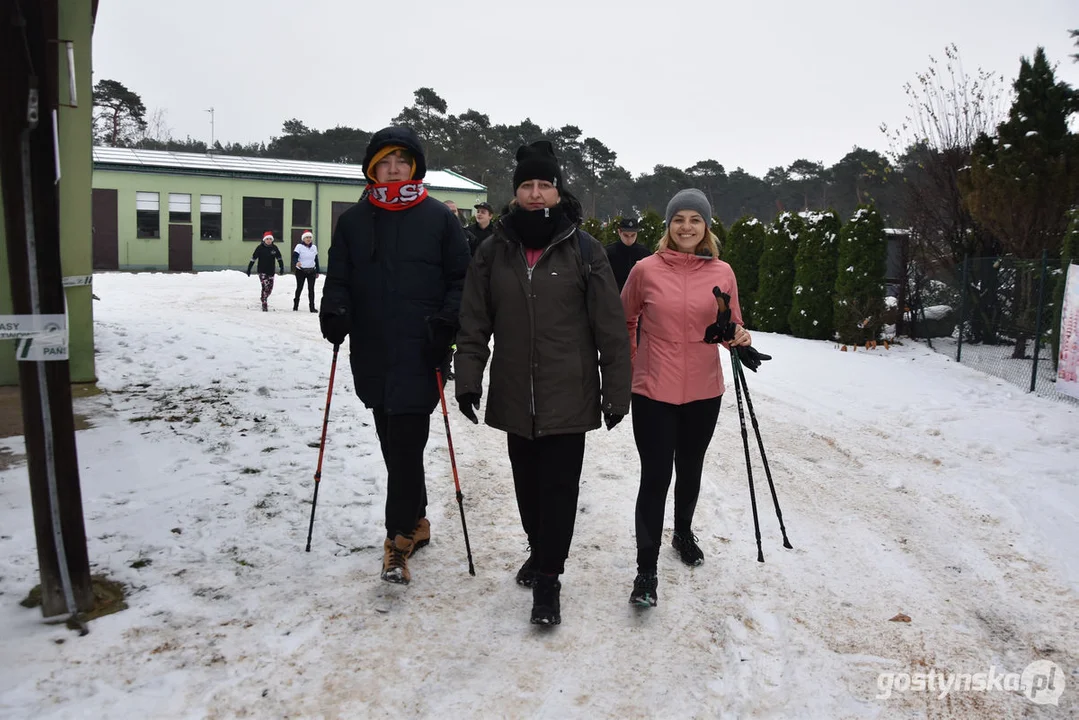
left=907, top=252, right=1077, bottom=404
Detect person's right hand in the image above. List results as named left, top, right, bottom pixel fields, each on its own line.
left=457, top=393, right=480, bottom=424
left=319, top=306, right=350, bottom=346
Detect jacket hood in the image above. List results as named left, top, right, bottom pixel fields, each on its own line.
left=362, top=126, right=428, bottom=180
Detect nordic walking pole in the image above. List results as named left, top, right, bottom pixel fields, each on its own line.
left=734, top=352, right=793, bottom=550
left=436, top=368, right=476, bottom=576
left=305, top=343, right=340, bottom=552
left=730, top=348, right=765, bottom=563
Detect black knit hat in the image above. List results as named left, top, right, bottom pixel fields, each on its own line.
left=362, top=126, right=427, bottom=181
left=618, top=217, right=642, bottom=232
left=512, top=140, right=562, bottom=191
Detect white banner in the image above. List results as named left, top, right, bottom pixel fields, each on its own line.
left=63, top=275, right=93, bottom=287
left=0, top=314, right=67, bottom=340
left=1058, top=264, right=1079, bottom=400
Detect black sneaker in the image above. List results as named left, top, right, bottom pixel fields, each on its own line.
left=629, top=572, right=658, bottom=607
left=530, top=574, right=561, bottom=626
left=672, top=531, right=704, bottom=566
left=516, top=554, right=538, bottom=587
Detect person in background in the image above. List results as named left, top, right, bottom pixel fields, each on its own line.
left=319, top=126, right=471, bottom=586
left=465, top=201, right=496, bottom=257
left=247, top=231, right=284, bottom=311
left=292, top=230, right=320, bottom=312
left=443, top=200, right=463, bottom=226
left=620, top=188, right=766, bottom=609
left=606, top=216, right=651, bottom=293
left=454, top=140, right=631, bottom=626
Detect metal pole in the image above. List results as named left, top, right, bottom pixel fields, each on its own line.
left=1030, top=249, right=1049, bottom=393
left=957, top=255, right=969, bottom=363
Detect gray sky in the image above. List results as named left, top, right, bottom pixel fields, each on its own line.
left=92, top=0, right=1079, bottom=178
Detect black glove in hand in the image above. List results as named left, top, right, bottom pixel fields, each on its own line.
left=604, top=413, right=624, bottom=431
left=425, top=315, right=457, bottom=369
left=458, top=393, right=480, bottom=424
left=736, top=345, right=772, bottom=372
left=319, top=306, right=350, bottom=346
left=703, top=319, right=735, bottom=344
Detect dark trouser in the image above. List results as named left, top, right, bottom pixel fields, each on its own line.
left=259, top=273, right=275, bottom=303
left=294, top=268, right=317, bottom=307
left=632, top=393, right=722, bottom=572
left=507, top=432, right=586, bottom=575
left=371, top=407, right=430, bottom=539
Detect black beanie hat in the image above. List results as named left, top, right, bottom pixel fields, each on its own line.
left=513, top=140, right=562, bottom=191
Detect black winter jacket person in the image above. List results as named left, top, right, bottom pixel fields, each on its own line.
left=321, top=193, right=471, bottom=415
left=605, top=240, right=651, bottom=292
left=248, top=242, right=284, bottom=275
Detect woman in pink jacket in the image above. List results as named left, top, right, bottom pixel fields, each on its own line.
left=621, top=189, right=755, bottom=608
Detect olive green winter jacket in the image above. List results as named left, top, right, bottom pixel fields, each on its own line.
left=454, top=207, right=632, bottom=439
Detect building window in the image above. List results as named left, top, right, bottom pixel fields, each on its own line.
left=136, top=192, right=160, bottom=238
left=292, top=199, right=312, bottom=228
left=169, top=193, right=192, bottom=224
left=242, top=196, right=283, bottom=241
left=200, top=194, right=222, bottom=240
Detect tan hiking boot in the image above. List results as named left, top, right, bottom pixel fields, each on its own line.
left=412, top=518, right=431, bottom=552
left=381, top=534, right=414, bottom=584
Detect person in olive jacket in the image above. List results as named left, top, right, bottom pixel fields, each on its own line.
left=318, top=126, right=471, bottom=586
left=454, top=140, right=632, bottom=626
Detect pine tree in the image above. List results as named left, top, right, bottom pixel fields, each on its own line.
left=834, top=205, right=887, bottom=344
left=711, top=218, right=727, bottom=258
left=962, top=47, right=1079, bottom=259
left=789, top=211, right=841, bottom=339
left=756, top=213, right=803, bottom=334
left=724, top=216, right=767, bottom=329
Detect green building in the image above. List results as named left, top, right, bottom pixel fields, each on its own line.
left=91, top=147, right=488, bottom=271
left=0, top=0, right=96, bottom=388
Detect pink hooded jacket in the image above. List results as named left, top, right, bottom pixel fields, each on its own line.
left=621, top=249, right=743, bottom=405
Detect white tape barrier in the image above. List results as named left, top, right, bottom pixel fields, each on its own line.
left=62, top=275, right=92, bottom=287
left=0, top=314, right=69, bottom=361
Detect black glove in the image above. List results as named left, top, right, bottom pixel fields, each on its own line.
left=604, top=413, right=624, bottom=431
left=457, top=393, right=480, bottom=424
left=704, top=286, right=735, bottom=344
left=425, top=314, right=457, bottom=369
left=319, top=305, right=350, bottom=346
left=735, top=345, right=772, bottom=372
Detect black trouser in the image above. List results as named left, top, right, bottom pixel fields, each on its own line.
left=632, top=393, right=722, bottom=572
left=507, top=432, right=586, bottom=575
left=371, top=407, right=430, bottom=539
left=294, top=268, right=317, bottom=308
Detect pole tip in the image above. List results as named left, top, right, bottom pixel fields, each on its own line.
left=757, top=552, right=765, bottom=563
left=783, top=540, right=793, bottom=549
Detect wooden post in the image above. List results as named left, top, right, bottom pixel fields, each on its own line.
left=0, top=0, right=93, bottom=618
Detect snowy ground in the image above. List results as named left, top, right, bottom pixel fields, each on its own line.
left=1, top=271, right=1077, bottom=719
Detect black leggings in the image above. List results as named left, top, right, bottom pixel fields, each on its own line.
left=632, top=393, right=722, bottom=572
left=294, top=268, right=317, bottom=307
left=507, top=432, right=586, bottom=575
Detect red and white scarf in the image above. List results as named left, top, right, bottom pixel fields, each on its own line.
left=365, top=179, right=428, bottom=211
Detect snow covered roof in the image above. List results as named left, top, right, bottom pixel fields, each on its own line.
left=92, top=146, right=486, bottom=192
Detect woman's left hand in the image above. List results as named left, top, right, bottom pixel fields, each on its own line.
left=730, top=325, right=752, bottom=347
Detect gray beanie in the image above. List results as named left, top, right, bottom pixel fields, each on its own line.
left=665, top=189, right=712, bottom=228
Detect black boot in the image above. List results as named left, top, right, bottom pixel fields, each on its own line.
left=293, top=298, right=299, bottom=311
left=629, top=572, right=658, bottom=607
left=309, top=303, right=317, bottom=313
left=672, top=531, right=704, bottom=566
left=516, top=554, right=538, bottom=588
left=530, top=574, right=561, bottom=626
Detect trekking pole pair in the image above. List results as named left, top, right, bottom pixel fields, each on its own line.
left=305, top=348, right=476, bottom=576
left=711, top=287, right=792, bottom=562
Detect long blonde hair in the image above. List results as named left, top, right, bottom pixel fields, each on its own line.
left=657, top=229, right=721, bottom=259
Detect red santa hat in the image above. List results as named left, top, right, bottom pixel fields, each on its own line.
left=301, top=230, right=313, bottom=241
left=262, top=231, right=275, bottom=242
